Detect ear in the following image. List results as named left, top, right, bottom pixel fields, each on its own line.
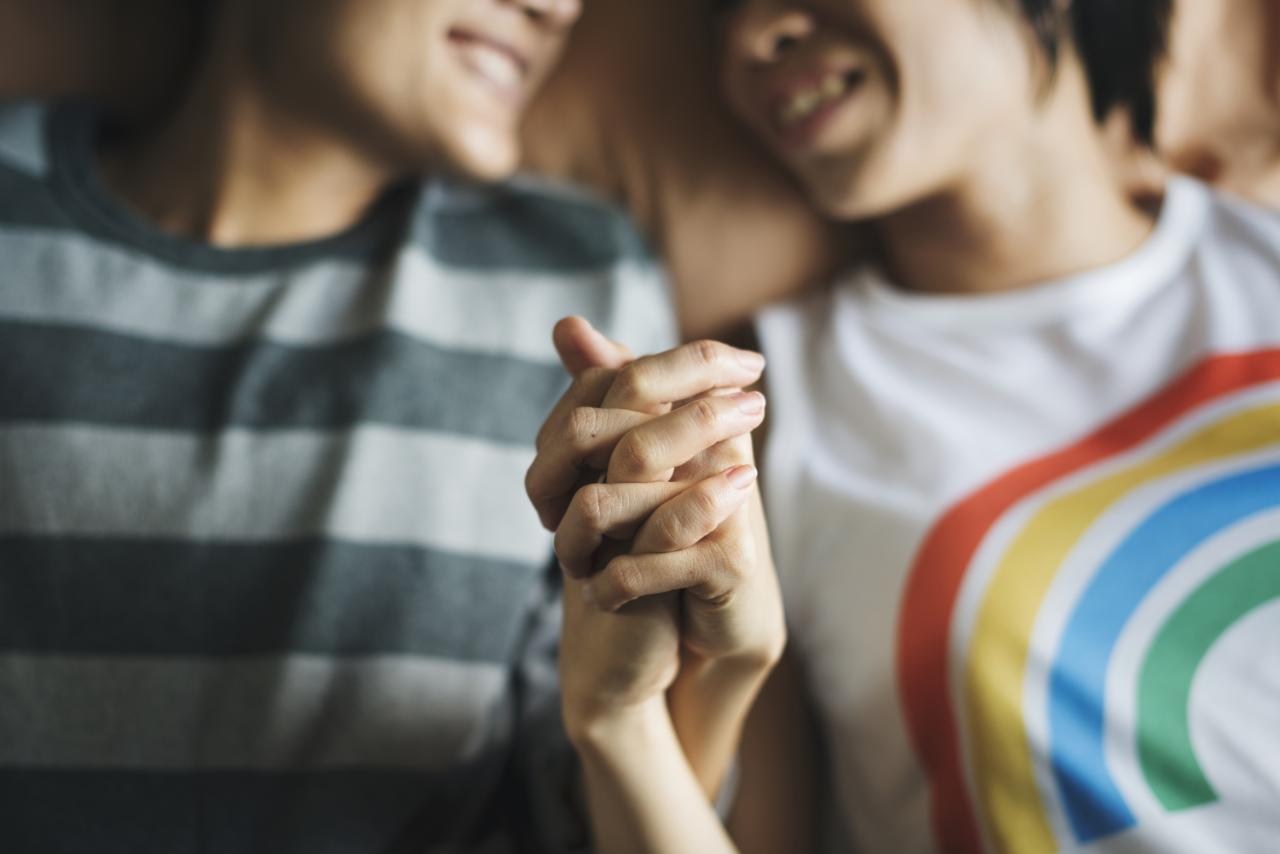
left=552, top=316, right=634, bottom=376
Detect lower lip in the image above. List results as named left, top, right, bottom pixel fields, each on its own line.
left=447, top=32, right=524, bottom=106
left=776, top=84, right=862, bottom=150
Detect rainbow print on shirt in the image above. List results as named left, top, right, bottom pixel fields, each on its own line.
left=897, top=350, right=1280, bottom=853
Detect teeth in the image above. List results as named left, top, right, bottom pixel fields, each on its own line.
left=458, top=42, right=524, bottom=91
left=777, top=70, right=856, bottom=127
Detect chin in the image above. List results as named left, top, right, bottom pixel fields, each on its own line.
left=441, top=125, right=522, bottom=183
left=813, top=188, right=888, bottom=222
left=796, top=169, right=878, bottom=222
left=798, top=155, right=917, bottom=223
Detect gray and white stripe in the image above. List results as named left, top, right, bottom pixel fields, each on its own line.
left=0, top=424, right=549, bottom=567
left=0, top=98, right=676, bottom=853
left=0, top=228, right=646, bottom=361
left=0, top=101, right=47, bottom=177
left=0, top=653, right=508, bottom=771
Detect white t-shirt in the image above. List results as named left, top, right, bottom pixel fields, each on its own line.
left=757, top=178, right=1280, bottom=854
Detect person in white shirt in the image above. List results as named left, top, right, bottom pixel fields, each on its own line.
left=528, top=0, right=1280, bottom=851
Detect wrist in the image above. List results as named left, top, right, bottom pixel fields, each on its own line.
left=682, top=643, right=780, bottom=685
left=664, top=648, right=778, bottom=800
left=668, top=647, right=778, bottom=728
left=683, top=612, right=787, bottom=676
left=564, top=694, right=670, bottom=755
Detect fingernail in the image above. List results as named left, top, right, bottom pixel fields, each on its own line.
left=737, top=349, right=766, bottom=373
left=727, top=465, right=758, bottom=490
left=733, top=391, right=766, bottom=416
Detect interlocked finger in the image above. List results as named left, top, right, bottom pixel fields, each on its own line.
left=602, top=340, right=766, bottom=413
left=535, top=367, right=619, bottom=453
left=606, top=391, right=766, bottom=484
left=586, top=528, right=756, bottom=613
left=554, top=480, right=690, bottom=578
left=526, top=405, right=651, bottom=530
left=674, top=432, right=756, bottom=483
left=630, top=465, right=758, bottom=555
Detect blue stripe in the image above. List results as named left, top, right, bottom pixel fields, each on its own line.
left=1047, top=463, right=1280, bottom=841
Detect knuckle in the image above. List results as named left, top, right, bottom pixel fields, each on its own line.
left=534, top=418, right=553, bottom=452
left=688, top=398, right=722, bottom=431
left=565, top=406, right=603, bottom=445
left=651, top=512, right=690, bottom=551
left=552, top=528, right=572, bottom=565
left=712, top=535, right=753, bottom=578
left=688, top=485, right=722, bottom=522
left=690, top=339, right=721, bottom=367
left=603, top=557, right=644, bottom=605
left=610, top=433, right=655, bottom=478
left=575, top=483, right=613, bottom=531
left=611, top=364, right=650, bottom=403
left=523, top=461, right=545, bottom=502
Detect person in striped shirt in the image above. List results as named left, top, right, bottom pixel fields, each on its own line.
left=0, top=0, right=684, bottom=851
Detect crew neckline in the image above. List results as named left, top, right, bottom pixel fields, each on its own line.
left=849, top=176, right=1212, bottom=331
left=46, top=103, right=421, bottom=275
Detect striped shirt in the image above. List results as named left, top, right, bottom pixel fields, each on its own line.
left=0, top=102, right=675, bottom=854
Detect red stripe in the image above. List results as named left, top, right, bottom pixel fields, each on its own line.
left=894, top=349, right=1280, bottom=852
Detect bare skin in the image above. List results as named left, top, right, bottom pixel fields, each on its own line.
left=91, top=0, right=585, bottom=249
left=1157, top=0, right=1280, bottom=205
left=0, top=0, right=850, bottom=338
left=2, top=0, right=1276, bottom=329
left=96, top=43, right=395, bottom=247
left=523, top=0, right=853, bottom=337
left=528, top=320, right=790, bottom=853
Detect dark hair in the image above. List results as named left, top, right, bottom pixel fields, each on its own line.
left=1014, top=0, right=1173, bottom=147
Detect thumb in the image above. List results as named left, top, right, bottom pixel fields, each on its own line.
left=553, top=316, right=634, bottom=376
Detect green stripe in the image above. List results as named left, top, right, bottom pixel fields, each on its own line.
left=1137, top=538, right=1280, bottom=811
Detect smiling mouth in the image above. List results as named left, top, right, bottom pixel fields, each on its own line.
left=773, top=68, right=868, bottom=131
left=447, top=30, right=530, bottom=101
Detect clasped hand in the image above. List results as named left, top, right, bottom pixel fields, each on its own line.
left=526, top=318, right=786, bottom=735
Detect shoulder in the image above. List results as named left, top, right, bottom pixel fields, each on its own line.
left=412, top=173, right=677, bottom=354
left=412, top=173, right=658, bottom=274
left=1186, top=178, right=1280, bottom=297
left=1199, top=178, right=1280, bottom=248
left=0, top=101, right=83, bottom=234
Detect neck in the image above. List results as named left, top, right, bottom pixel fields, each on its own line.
left=98, top=42, right=399, bottom=247
left=873, top=68, right=1155, bottom=297
left=1159, top=0, right=1280, bottom=207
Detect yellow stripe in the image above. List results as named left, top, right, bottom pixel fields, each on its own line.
left=964, top=403, right=1280, bottom=852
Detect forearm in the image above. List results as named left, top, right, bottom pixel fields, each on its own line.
left=570, top=698, right=741, bottom=854
left=667, top=651, right=774, bottom=799
left=669, top=494, right=785, bottom=799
